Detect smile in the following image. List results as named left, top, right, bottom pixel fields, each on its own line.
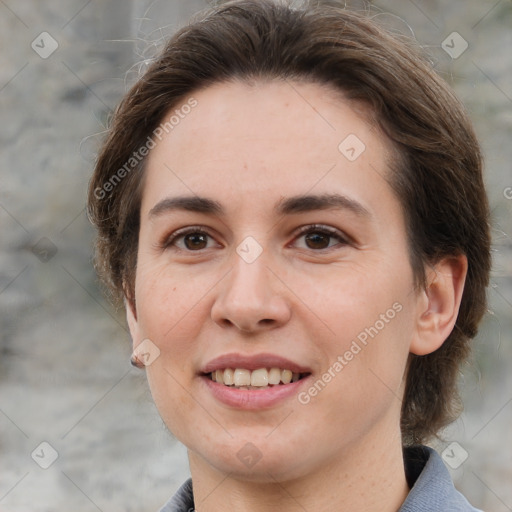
left=199, top=352, right=312, bottom=408
left=208, top=367, right=309, bottom=389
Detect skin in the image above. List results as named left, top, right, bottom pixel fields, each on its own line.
left=126, top=80, right=467, bottom=512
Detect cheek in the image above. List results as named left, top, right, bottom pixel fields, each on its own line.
left=134, top=256, right=211, bottom=340
left=298, top=259, right=409, bottom=341
left=303, top=265, right=415, bottom=396
left=135, top=270, right=210, bottom=438
left=133, top=263, right=210, bottom=399
left=303, top=306, right=414, bottom=446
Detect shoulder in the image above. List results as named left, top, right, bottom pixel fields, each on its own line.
left=158, top=478, right=194, bottom=512
left=400, top=445, right=483, bottom=512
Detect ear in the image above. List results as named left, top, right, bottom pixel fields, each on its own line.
left=125, top=296, right=142, bottom=351
left=410, top=254, right=468, bottom=356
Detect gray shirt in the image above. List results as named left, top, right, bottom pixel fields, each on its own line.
left=159, top=446, right=482, bottom=512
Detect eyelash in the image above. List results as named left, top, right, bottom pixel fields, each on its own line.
left=160, top=224, right=349, bottom=252
left=161, top=225, right=213, bottom=251
left=291, top=224, right=349, bottom=250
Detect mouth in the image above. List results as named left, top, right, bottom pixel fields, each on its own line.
left=199, top=353, right=312, bottom=409
left=203, top=367, right=311, bottom=389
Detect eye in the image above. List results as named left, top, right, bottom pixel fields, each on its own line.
left=162, top=227, right=219, bottom=251
left=292, top=225, right=348, bottom=251
left=181, top=232, right=210, bottom=250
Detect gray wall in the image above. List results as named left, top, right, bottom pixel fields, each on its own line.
left=0, top=1, right=510, bottom=510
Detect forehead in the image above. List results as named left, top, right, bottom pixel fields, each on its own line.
left=142, top=80, right=397, bottom=218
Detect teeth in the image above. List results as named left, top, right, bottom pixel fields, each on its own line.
left=268, top=367, right=281, bottom=385
left=209, top=367, right=304, bottom=388
left=250, top=368, right=269, bottom=387
left=281, top=369, right=292, bottom=384
left=223, top=368, right=234, bottom=386
left=233, top=369, right=251, bottom=386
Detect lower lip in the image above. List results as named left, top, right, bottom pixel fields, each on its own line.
left=200, top=375, right=310, bottom=410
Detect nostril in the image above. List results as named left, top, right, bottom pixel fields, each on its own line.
left=214, top=317, right=278, bottom=332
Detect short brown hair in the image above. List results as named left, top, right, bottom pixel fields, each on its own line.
left=87, top=0, right=491, bottom=445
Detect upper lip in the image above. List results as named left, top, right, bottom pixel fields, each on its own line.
left=200, top=353, right=312, bottom=374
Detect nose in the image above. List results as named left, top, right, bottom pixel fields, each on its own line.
left=211, top=252, right=292, bottom=333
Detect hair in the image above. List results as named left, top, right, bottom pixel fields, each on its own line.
left=87, top=0, right=491, bottom=445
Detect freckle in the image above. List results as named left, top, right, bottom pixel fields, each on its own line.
left=173, top=287, right=176, bottom=292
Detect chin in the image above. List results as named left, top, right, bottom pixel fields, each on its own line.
left=192, top=435, right=319, bottom=483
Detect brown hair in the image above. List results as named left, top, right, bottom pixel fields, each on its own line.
left=87, top=0, right=491, bottom=445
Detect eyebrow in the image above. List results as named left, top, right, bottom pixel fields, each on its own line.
left=148, top=193, right=370, bottom=219
left=149, top=196, right=223, bottom=218
left=275, top=193, right=370, bottom=217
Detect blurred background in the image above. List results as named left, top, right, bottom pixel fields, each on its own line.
left=0, top=0, right=510, bottom=510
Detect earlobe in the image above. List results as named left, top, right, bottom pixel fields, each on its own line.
left=410, top=254, right=468, bottom=356
left=125, top=298, right=148, bottom=369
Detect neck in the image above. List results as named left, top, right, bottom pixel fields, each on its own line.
left=188, top=427, right=409, bottom=512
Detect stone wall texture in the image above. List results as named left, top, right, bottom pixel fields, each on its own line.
left=1, top=1, right=511, bottom=510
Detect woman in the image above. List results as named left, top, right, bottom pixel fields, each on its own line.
left=87, top=1, right=490, bottom=510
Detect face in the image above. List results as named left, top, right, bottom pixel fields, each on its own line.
left=128, top=80, right=425, bottom=482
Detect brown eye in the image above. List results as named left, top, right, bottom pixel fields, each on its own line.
left=293, top=225, right=348, bottom=251
left=162, top=227, right=218, bottom=251
left=183, top=232, right=209, bottom=250
left=305, top=231, right=331, bottom=249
